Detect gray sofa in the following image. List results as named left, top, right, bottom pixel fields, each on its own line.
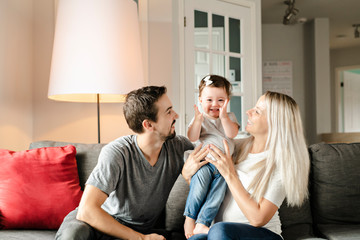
left=0, top=140, right=359, bottom=240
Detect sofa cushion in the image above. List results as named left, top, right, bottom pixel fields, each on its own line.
left=279, top=198, right=315, bottom=240
left=0, top=145, right=82, bottom=229
left=309, top=143, right=360, bottom=225
left=317, top=224, right=360, bottom=240
left=0, top=230, right=56, bottom=240
left=29, top=141, right=106, bottom=190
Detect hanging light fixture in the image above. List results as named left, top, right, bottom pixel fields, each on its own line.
left=283, top=0, right=299, bottom=25
left=353, top=24, right=360, bottom=38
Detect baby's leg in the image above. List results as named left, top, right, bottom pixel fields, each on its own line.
left=195, top=164, right=227, bottom=230
left=183, top=164, right=213, bottom=238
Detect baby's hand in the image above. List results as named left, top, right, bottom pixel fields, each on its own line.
left=194, top=104, right=204, bottom=123
left=219, top=99, right=229, bottom=120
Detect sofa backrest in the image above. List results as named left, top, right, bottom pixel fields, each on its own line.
left=309, top=142, right=360, bottom=225
left=165, top=175, right=189, bottom=232
left=29, top=141, right=106, bottom=190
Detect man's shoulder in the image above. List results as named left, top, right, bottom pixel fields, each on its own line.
left=166, top=135, right=193, bottom=150
left=172, top=135, right=191, bottom=143
left=110, top=135, right=135, bottom=143
left=103, top=135, right=136, bottom=152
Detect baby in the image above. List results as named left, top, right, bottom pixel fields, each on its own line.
left=183, top=74, right=240, bottom=238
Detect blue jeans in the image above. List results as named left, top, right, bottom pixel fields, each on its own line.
left=188, top=222, right=283, bottom=240
left=184, top=163, right=227, bottom=227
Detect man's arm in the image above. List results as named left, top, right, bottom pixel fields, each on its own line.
left=76, top=185, right=165, bottom=240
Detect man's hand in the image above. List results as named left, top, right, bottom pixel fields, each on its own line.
left=143, top=233, right=166, bottom=240
left=182, top=144, right=209, bottom=184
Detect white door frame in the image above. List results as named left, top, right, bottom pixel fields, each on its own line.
left=176, top=0, right=262, bottom=136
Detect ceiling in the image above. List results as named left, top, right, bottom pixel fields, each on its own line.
left=261, top=0, right=360, bottom=49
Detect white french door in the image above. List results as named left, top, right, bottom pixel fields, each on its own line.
left=183, top=0, right=261, bottom=135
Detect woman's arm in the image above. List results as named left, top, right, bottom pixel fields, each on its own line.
left=219, top=100, right=240, bottom=139
left=207, top=140, right=278, bottom=227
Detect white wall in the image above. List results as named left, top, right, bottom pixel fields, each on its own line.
left=0, top=0, right=33, bottom=150
left=147, top=1, right=173, bottom=89
left=262, top=24, right=307, bottom=117
left=314, top=19, right=331, bottom=135
left=262, top=23, right=318, bottom=143
left=262, top=20, right=331, bottom=145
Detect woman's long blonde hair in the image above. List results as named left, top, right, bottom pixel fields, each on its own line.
left=236, top=91, right=310, bottom=206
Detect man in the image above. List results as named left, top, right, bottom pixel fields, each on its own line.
left=55, top=86, right=208, bottom=240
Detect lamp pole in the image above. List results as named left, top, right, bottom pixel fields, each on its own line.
left=97, top=94, right=100, bottom=144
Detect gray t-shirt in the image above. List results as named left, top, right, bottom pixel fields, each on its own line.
left=86, top=135, right=193, bottom=232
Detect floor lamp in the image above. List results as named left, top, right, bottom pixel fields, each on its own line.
left=48, top=0, right=144, bottom=143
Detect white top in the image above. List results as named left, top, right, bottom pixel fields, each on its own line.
left=215, top=151, right=286, bottom=235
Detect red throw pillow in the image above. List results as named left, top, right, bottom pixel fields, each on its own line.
left=0, top=145, right=82, bottom=229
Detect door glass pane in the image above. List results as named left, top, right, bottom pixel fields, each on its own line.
left=194, top=51, right=210, bottom=88
left=230, top=96, right=242, bottom=130
left=229, top=17, right=241, bottom=53
left=229, top=56, right=241, bottom=94
left=212, top=14, right=224, bottom=51
left=212, top=54, right=225, bottom=76
left=194, top=10, right=209, bottom=49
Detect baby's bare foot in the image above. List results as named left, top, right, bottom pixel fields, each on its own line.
left=184, top=217, right=196, bottom=239
left=193, top=223, right=210, bottom=235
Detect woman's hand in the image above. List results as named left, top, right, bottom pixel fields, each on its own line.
left=206, top=139, right=237, bottom=180
left=182, top=144, right=209, bottom=184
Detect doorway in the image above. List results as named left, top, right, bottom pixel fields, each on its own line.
left=336, top=65, right=360, bottom=132
left=182, top=0, right=261, bottom=136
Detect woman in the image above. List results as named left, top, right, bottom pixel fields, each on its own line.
left=183, top=91, right=310, bottom=240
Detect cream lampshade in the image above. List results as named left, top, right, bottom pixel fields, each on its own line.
left=48, top=0, right=144, bottom=143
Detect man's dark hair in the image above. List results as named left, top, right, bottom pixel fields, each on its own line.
left=123, top=86, right=167, bottom=133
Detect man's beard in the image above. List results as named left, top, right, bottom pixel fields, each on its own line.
left=162, top=120, right=176, bottom=141
left=165, top=131, right=176, bottom=141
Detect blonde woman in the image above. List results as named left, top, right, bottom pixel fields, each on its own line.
left=184, top=91, right=310, bottom=240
